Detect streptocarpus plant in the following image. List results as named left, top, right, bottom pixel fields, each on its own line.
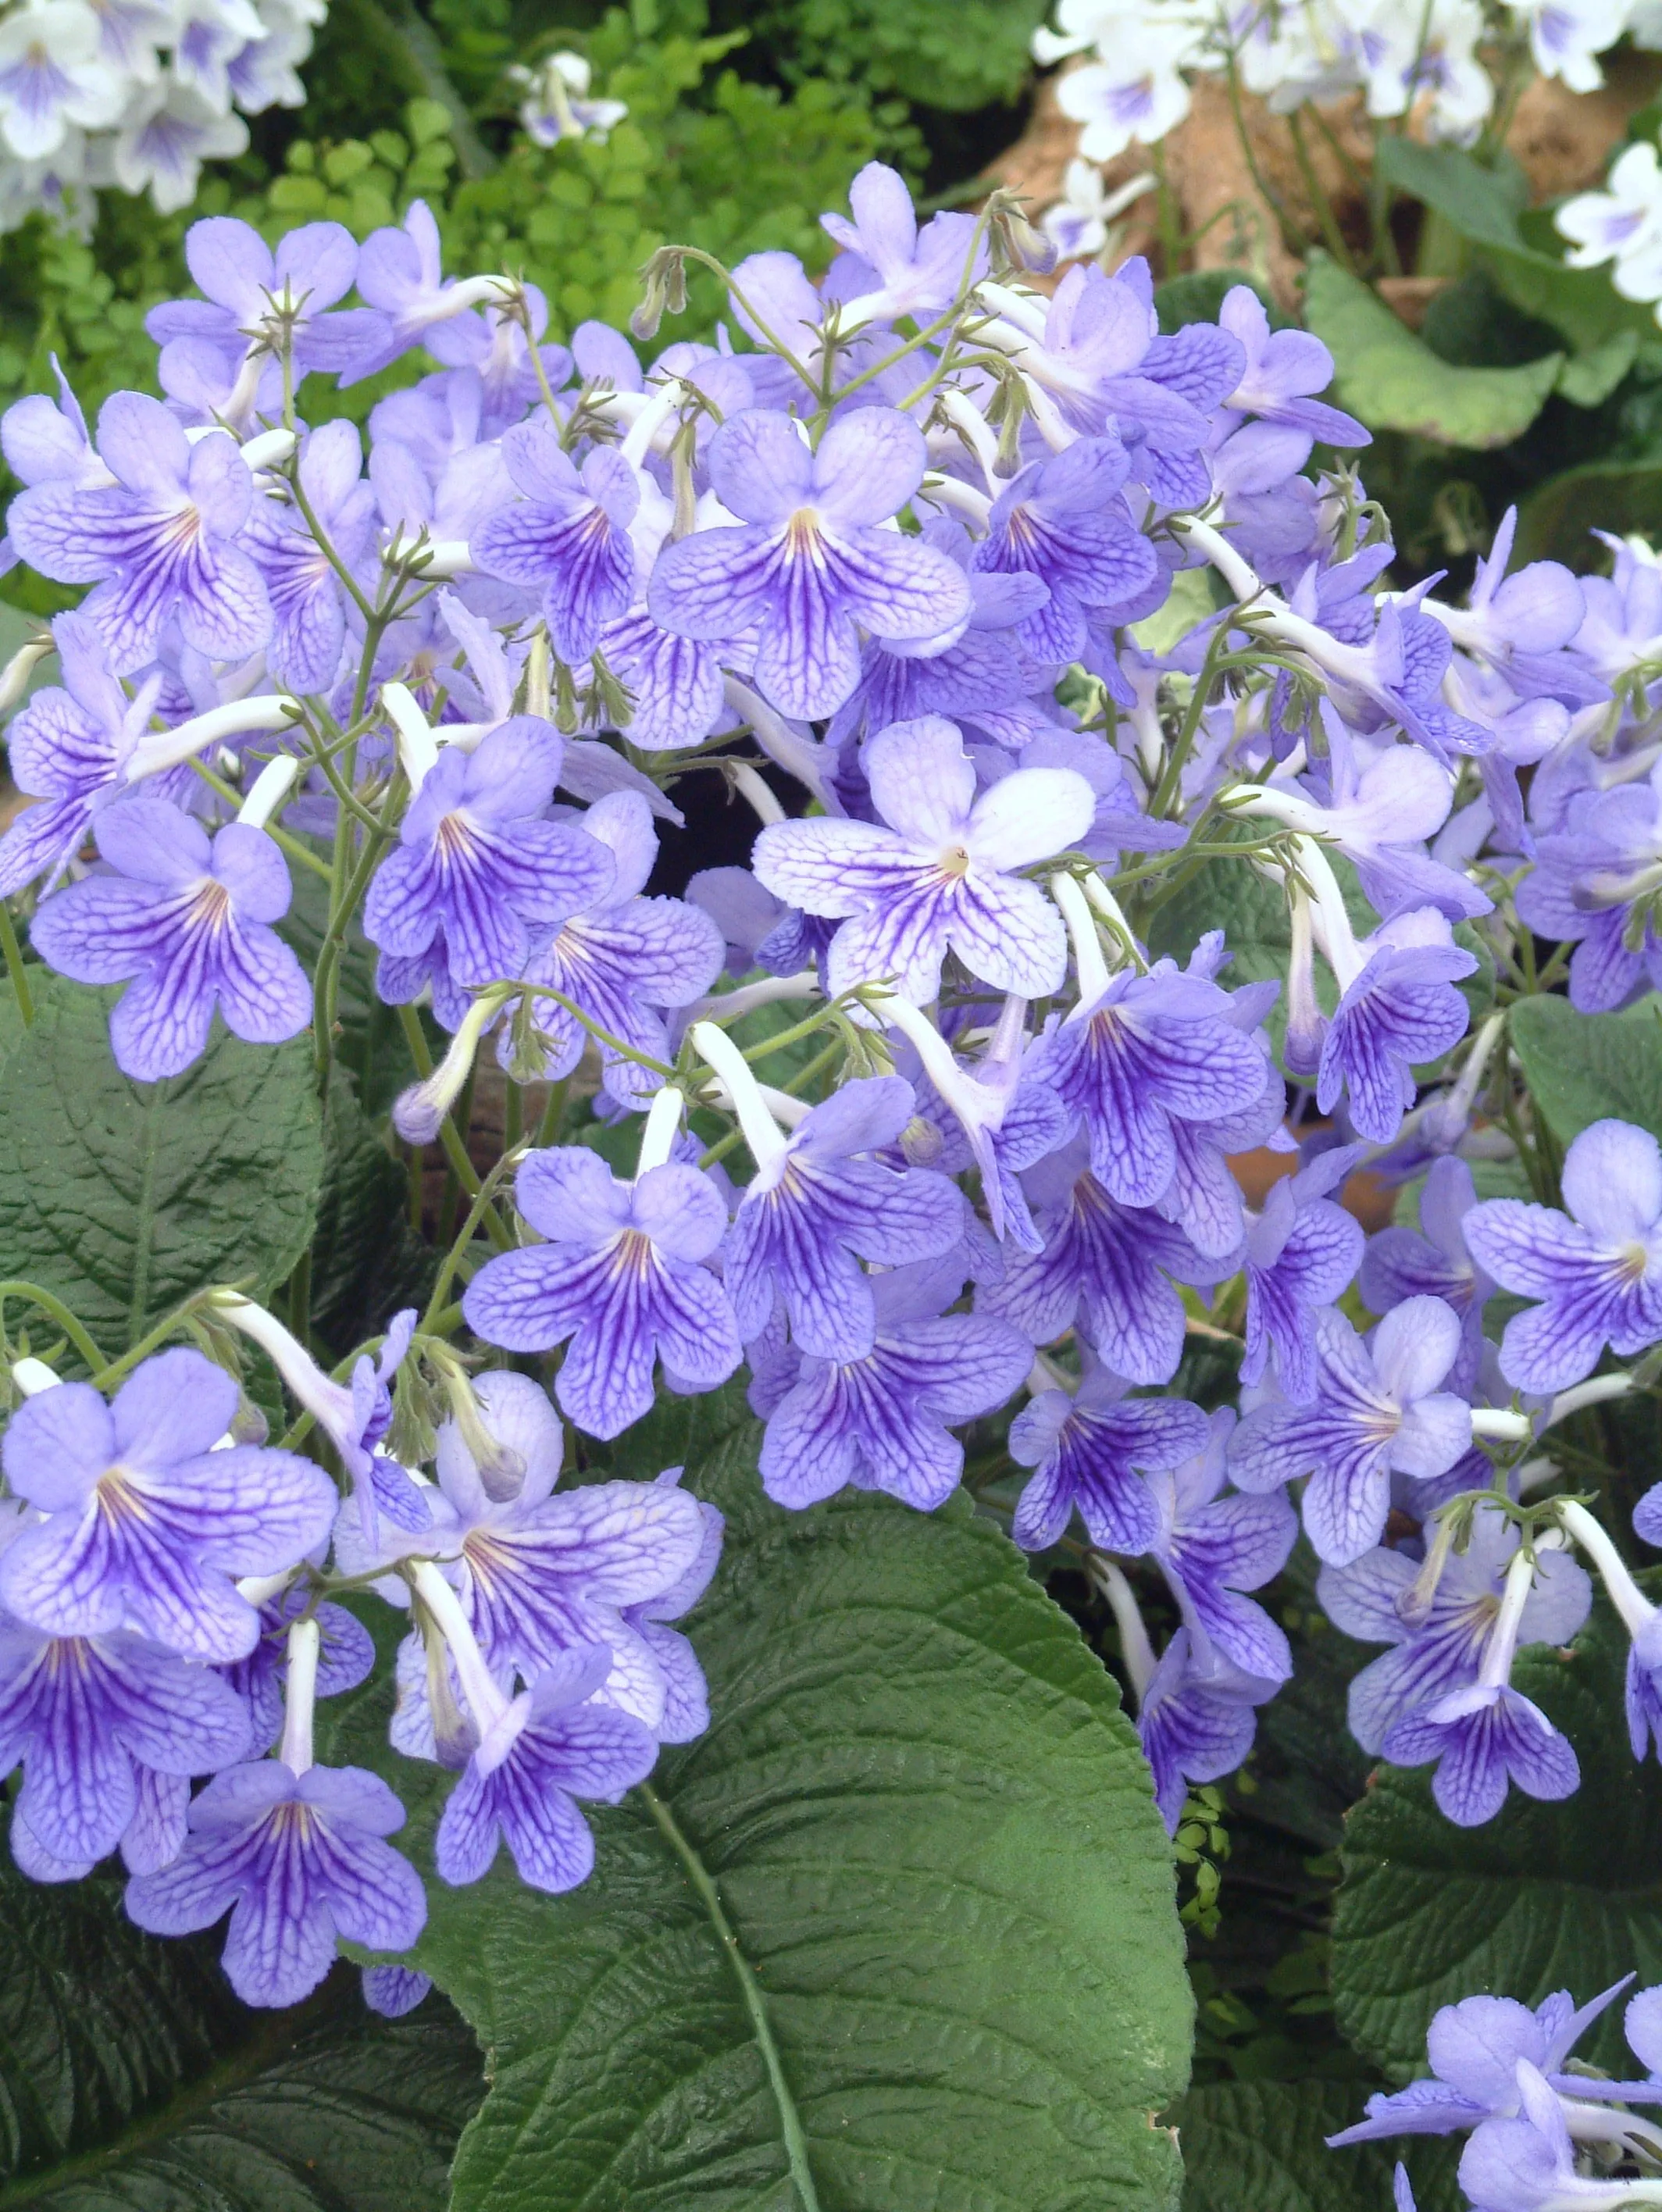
left=5, top=157, right=1662, bottom=2212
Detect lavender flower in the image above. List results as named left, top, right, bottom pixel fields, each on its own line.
left=241, top=420, right=377, bottom=692
left=0, top=1616, right=251, bottom=1874
left=0, top=608, right=164, bottom=895
left=1318, top=1507, right=1590, bottom=1754
left=1136, top=1628, right=1269, bottom=1833
left=756, top=1259, right=1031, bottom=1511
left=471, top=428, right=640, bottom=665
left=1361, top=1155, right=1494, bottom=1397
left=512, top=790, right=723, bottom=1108
left=979, top=1144, right=1211, bottom=1387
left=145, top=216, right=379, bottom=379
left=1229, top=1298, right=1472, bottom=1565
left=719, top=1065, right=964, bottom=1360
left=1147, top=1408, right=1300, bottom=1683
left=1029, top=961, right=1269, bottom=1211
left=30, top=797, right=312, bottom=1081
left=365, top=719, right=615, bottom=999
left=125, top=1761, right=426, bottom=2010
left=753, top=714, right=1095, bottom=1004
left=435, top=1644, right=658, bottom=1894
left=968, top=435, right=1158, bottom=662
left=1008, top=1362, right=1210, bottom=1553
left=6, top=391, right=270, bottom=673
left=818, top=159, right=983, bottom=325
left=1319, top=910, right=1478, bottom=1145
left=462, top=1136, right=742, bottom=1440
left=0, top=1348, right=336, bottom=1662
left=648, top=407, right=971, bottom=721
left=1464, top=1119, right=1662, bottom=1394
left=1241, top=1151, right=1366, bottom=1403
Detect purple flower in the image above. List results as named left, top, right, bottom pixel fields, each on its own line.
left=594, top=606, right=726, bottom=751
left=512, top=790, right=723, bottom=1108
left=1319, top=910, right=1478, bottom=1143
left=1241, top=1151, right=1366, bottom=1403
left=7, top=392, right=270, bottom=674
left=1460, top=2060, right=1639, bottom=2212
left=818, top=159, right=984, bottom=323
left=1218, top=284, right=1368, bottom=446
left=1029, top=962, right=1269, bottom=1212
left=1229, top=1298, right=1471, bottom=1566
left=968, top=436, right=1158, bottom=662
left=1008, top=1363, right=1210, bottom=1552
left=223, top=1592, right=376, bottom=1752
left=462, top=1144, right=742, bottom=1440
left=471, top=428, right=640, bottom=665
left=124, top=1760, right=426, bottom=2010
left=979, top=1146, right=1211, bottom=1387
left=1361, top=1155, right=1494, bottom=1397
left=347, top=1371, right=708, bottom=1729
left=241, top=420, right=377, bottom=692
left=1464, top=1119, right=1662, bottom=1396
left=757, top=1259, right=1032, bottom=1511
left=341, top=200, right=487, bottom=384
left=362, top=1965, right=433, bottom=2017
left=647, top=407, right=971, bottom=721
left=30, top=797, right=312, bottom=1082
left=1514, top=763, right=1662, bottom=1015
left=1382, top=1673, right=1579, bottom=1828
left=725, top=1075, right=964, bottom=1359
left=0, top=1350, right=337, bottom=1662
left=1328, top=1983, right=1629, bottom=2146
left=0, top=1616, right=251, bottom=1875
left=1136, top=1628, right=1267, bottom=1832
left=1147, top=1409, right=1299, bottom=1682
left=435, top=1644, right=658, bottom=1893
left=617, top=1468, right=722, bottom=1743
left=1318, top=1507, right=1590, bottom=1754
left=0, top=608, right=164, bottom=895
left=753, top=714, right=1094, bottom=1003
left=145, top=216, right=379, bottom=380
left=366, top=719, right=615, bottom=997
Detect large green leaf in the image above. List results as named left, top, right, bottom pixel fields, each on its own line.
left=356, top=1420, right=1192, bottom=2212
left=307, top=1075, right=434, bottom=1357
left=1332, top=1597, right=1662, bottom=2083
left=0, top=979, right=324, bottom=1356
left=0, top=1842, right=483, bottom=2210
left=1517, top=460, right=1662, bottom=567
left=1509, top=994, right=1662, bottom=1147
left=1175, top=2081, right=1461, bottom=2212
left=1371, top=137, right=1653, bottom=355
left=1302, top=255, right=1562, bottom=448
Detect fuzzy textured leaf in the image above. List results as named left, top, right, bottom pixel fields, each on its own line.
left=0, top=1840, right=482, bottom=2211
left=361, top=1419, right=1192, bottom=2212
left=1175, top=2081, right=1461, bottom=2212
left=0, top=978, right=324, bottom=1356
left=1302, top=254, right=1562, bottom=448
left=1332, top=1597, right=1662, bottom=2083
left=1509, top=994, right=1662, bottom=1147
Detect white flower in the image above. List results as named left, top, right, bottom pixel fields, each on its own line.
left=1054, top=12, right=1204, bottom=158
left=1041, top=155, right=1156, bottom=261
left=0, top=120, right=88, bottom=229
left=85, top=0, right=177, bottom=85
left=1557, top=139, right=1662, bottom=303
left=1339, top=0, right=1493, bottom=142
left=0, top=2, right=126, bottom=160
left=1505, top=0, right=1627, bottom=91
left=508, top=48, right=626, bottom=147
left=168, top=0, right=264, bottom=116
left=1033, top=0, right=1122, bottom=62
left=226, top=0, right=311, bottom=112
left=105, top=73, right=245, bottom=208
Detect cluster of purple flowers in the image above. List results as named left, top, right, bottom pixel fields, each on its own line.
left=1329, top=1971, right=1662, bottom=2212
left=7, top=158, right=1662, bottom=2007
